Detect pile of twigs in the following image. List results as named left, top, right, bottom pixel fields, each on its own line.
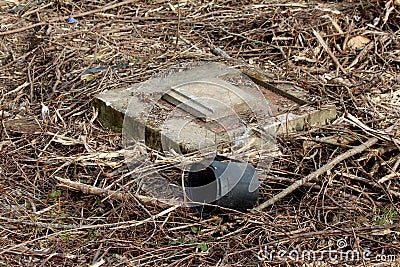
left=0, top=0, right=399, bottom=266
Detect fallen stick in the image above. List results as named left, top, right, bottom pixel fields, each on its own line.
left=253, top=136, right=379, bottom=211
left=55, top=176, right=172, bottom=208
left=313, top=29, right=347, bottom=74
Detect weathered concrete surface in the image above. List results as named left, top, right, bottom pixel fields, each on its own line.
left=93, top=83, right=139, bottom=133
left=163, top=79, right=260, bottom=122
left=93, top=63, right=336, bottom=153
left=263, top=104, right=337, bottom=135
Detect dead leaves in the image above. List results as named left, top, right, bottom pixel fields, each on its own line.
left=347, top=35, right=371, bottom=50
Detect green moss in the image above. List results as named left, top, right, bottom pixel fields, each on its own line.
left=376, top=207, right=398, bottom=226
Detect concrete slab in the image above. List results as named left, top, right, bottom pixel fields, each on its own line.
left=162, top=79, right=261, bottom=122
left=93, top=63, right=336, bottom=154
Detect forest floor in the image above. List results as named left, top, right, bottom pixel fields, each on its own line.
left=0, top=1, right=400, bottom=266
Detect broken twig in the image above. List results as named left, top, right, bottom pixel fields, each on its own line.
left=254, top=135, right=380, bottom=211
left=55, top=177, right=172, bottom=208
left=313, top=29, right=347, bottom=74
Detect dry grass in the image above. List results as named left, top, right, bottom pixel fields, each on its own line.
left=0, top=0, right=399, bottom=266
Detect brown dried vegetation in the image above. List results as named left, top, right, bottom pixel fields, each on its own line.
left=0, top=0, right=399, bottom=266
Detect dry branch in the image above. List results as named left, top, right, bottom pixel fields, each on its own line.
left=254, top=135, right=379, bottom=211
left=313, top=29, right=347, bottom=74
left=55, top=177, right=171, bottom=208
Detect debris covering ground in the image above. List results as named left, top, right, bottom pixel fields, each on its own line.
left=0, top=0, right=399, bottom=266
